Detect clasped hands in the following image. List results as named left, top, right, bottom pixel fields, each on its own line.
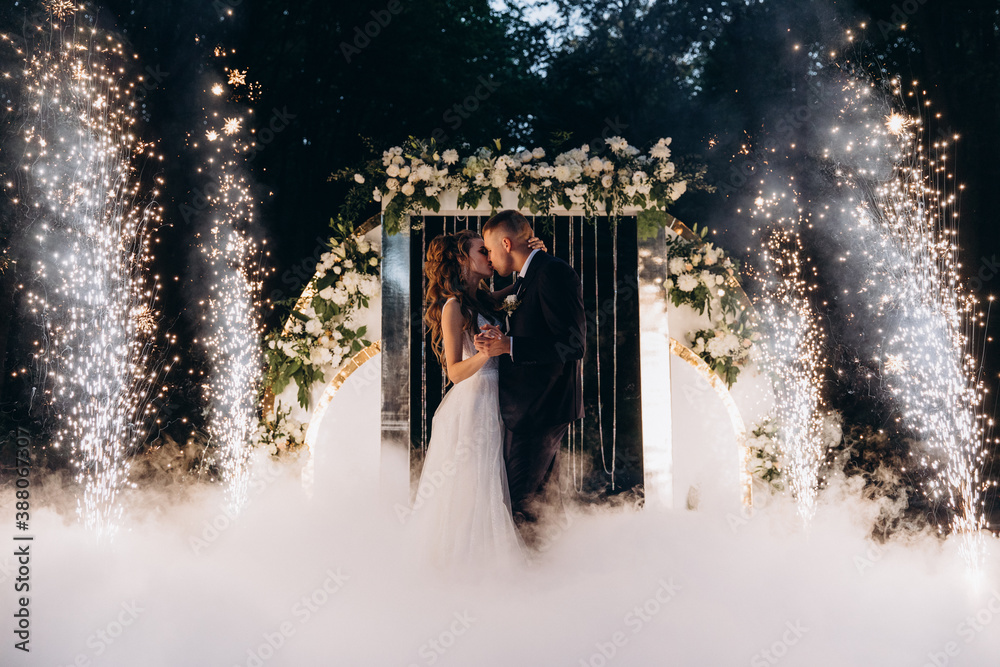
left=474, top=324, right=510, bottom=357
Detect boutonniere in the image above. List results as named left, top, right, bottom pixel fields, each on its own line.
left=501, top=294, right=521, bottom=315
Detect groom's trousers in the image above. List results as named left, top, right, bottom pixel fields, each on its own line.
left=504, top=423, right=568, bottom=524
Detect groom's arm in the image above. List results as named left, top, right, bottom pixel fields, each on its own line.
left=511, top=261, right=586, bottom=365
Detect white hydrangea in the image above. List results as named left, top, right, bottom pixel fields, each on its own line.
left=415, top=164, right=433, bottom=181
left=676, top=274, right=699, bottom=292
left=669, top=180, right=687, bottom=200
left=649, top=138, right=672, bottom=160
left=706, top=336, right=728, bottom=358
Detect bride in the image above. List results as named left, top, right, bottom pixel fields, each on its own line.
left=408, top=229, right=542, bottom=570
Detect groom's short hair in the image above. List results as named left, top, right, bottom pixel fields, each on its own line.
left=482, top=210, right=532, bottom=241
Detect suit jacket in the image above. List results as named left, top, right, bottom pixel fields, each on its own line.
left=499, top=252, right=586, bottom=434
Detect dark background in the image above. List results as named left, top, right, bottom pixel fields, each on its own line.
left=0, top=0, right=997, bottom=526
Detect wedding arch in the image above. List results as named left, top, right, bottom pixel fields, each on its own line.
left=263, top=139, right=773, bottom=510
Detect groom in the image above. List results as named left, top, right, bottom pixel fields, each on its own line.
left=475, top=210, right=585, bottom=531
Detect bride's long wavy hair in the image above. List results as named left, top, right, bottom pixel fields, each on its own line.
left=424, top=230, right=497, bottom=369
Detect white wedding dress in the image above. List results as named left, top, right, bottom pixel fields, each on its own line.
left=408, top=305, right=525, bottom=571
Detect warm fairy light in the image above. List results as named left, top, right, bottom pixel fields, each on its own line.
left=13, top=8, right=166, bottom=538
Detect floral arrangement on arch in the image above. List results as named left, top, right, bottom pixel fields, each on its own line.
left=746, top=418, right=784, bottom=493
left=263, top=217, right=380, bottom=408
left=663, top=227, right=757, bottom=387
left=337, top=136, right=701, bottom=234
left=255, top=403, right=308, bottom=458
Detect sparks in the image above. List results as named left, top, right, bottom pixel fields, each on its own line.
left=211, top=83, right=225, bottom=96
left=222, top=117, right=241, bottom=135
left=44, top=0, right=77, bottom=19
left=227, top=68, right=246, bottom=86
left=885, top=113, right=912, bottom=136
left=13, top=11, right=165, bottom=538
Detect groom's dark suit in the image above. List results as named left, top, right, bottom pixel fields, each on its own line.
left=500, top=251, right=585, bottom=523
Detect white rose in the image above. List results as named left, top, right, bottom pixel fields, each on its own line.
left=532, top=147, right=545, bottom=159
left=319, top=286, right=336, bottom=300
left=386, top=164, right=400, bottom=177
left=372, top=188, right=382, bottom=202
left=398, top=165, right=411, bottom=178
left=519, top=150, right=533, bottom=162
left=369, top=256, right=379, bottom=267
left=669, top=180, right=687, bottom=200
left=305, top=319, right=322, bottom=335
left=401, top=182, right=415, bottom=196
left=554, top=165, right=571, bottom=182
left=386, top=178, right=399, bottom=191
left=354, top=173, right=365, bottom=183
left=601, top=174, right=613, bottom=188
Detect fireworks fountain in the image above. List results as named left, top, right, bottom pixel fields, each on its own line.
left=820, top=71, right=989, bottom=570
left=751, top=193, right=829, bottom=524
left=194, top=56, right=266, bottom=514
left=7, top=5, right=165, bottom=538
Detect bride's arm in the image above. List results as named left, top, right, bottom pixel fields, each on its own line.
left=441, top=300, right=491, bottom=384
